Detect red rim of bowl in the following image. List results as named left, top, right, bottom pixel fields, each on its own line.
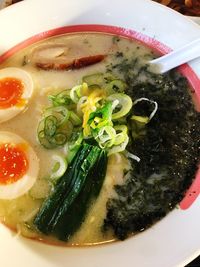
left=0, top=24, right=199, bottom=210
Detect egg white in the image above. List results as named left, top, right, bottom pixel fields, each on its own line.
left=0, top=131, right=39, bottom=200
left=0, top=67, right=33, bottom=123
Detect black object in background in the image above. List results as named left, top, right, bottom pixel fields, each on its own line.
left=186, top=256, right=200, bottom=267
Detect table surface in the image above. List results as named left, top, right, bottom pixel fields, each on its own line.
left=0, top=1, right=200, bottom=266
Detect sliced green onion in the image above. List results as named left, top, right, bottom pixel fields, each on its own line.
left=114, top=125, right=128, bottom=145
left=96, top=126, right=116, bottom=149
left=107, top=93, right=132, bottom=120
left=69, top=111, right=82, bottom=126
left=37, top=119, right=45, bottom=135
left=105, top=79, right=127, bottom=93
left=48, top=90, right=71, bottom=107
left=70, top=84, right=82, bottom=103
left=38, top=130, right=57, bottom=149
left=70, top=83, right=88, bottom=103
left=45, top=106, right=70, bottom=127
left=114, top=125, right=128, bottom=133
left=77, top=96, right=87, bottom=116
left=133, top=97, right=158, bottom=122
left=44, top=115, right=58, bottom=137
left=50, top=155, right=68, bottom=181
left=82, top=73, right=104, bottom=86
left=103, top=72, right=117, bottom=83
left=38, top=119, right=57, bottom=149
left=88, top=84, right=101, bottom=90
left=111, top=99, right=119, bottom=111
left=108, top=136, right=129, bottom=155
left=125, top=151, right=140, bottom=162
left=48, top=132, right=67, bottom=146
left=131, top=115, right=149, bottom=124
left=61, top=120, right=74, bottom=138
left=37, top=74, right=133, bottom=155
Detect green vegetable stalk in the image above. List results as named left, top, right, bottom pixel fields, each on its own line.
left=34, top=143, right=107, bottom=241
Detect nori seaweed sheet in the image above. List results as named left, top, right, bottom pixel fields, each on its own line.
left=104, top=58, right=200, bottom=240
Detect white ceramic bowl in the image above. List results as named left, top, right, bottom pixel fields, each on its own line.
left=0, top=1, right=200, bottom=267
left=188, top=16, right=200, bottom=25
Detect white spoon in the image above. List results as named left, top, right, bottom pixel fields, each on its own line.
left=150, top=38, right=200, bottom=74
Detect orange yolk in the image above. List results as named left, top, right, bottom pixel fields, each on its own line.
left=0, top=143, right=29, bottom=185
left=0, top=77, right=24, bottom=109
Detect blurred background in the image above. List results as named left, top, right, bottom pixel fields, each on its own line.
left=0, top=0, right=200, bottom=16
left=153, top=0, right=200, bottom=16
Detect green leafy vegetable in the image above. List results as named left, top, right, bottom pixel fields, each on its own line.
left=88, top=101, right=113, bottom=131
left=34, top=143, right=107, bottom=240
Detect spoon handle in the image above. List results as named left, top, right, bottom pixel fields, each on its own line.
left=150, top=38, right=200, bottom=74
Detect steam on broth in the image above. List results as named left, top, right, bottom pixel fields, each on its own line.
left=0, top=33, right=199, bottom=246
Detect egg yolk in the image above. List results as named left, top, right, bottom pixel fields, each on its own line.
left=0, top=77, right=24, bottom=109
left=0, top=143, right=28, bottom=185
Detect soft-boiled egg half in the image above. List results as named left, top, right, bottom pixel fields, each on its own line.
left=0, top=131, right=39, bottom=199
left=0, top=67, right=33, bottom=123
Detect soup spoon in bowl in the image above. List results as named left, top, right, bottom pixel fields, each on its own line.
left=150, top=38, right=200, bottom=73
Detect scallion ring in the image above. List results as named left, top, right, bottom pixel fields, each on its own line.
left=50, top=155, right=68, bottom=181
left=132, top=98, right=158, bottom=122
left=44, top=106, right=70, bottom=127
left=48, top=132, right=67, bottom=146
left=105, top=79, right=127, bottom=93
left=38, top=130, right=57, bottom=149
left=108, top=135, right=129, bottom=155
left=114, top=125, right=128, bottom=146
left=77, top=96, right=87, bottom=116
left=96, top=126, right=116, bottom=148
left=69, top=111, right=82, bottom=126
left=44, top=115, right=58, bottom=137
left=48, top=90, right=71, bottom=107
left=107, top=93, right=132, bottom=120
left=70, top=83, right=88, bottom=103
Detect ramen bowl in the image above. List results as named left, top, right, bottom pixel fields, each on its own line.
left=0, top=0, right=199, bottom=267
